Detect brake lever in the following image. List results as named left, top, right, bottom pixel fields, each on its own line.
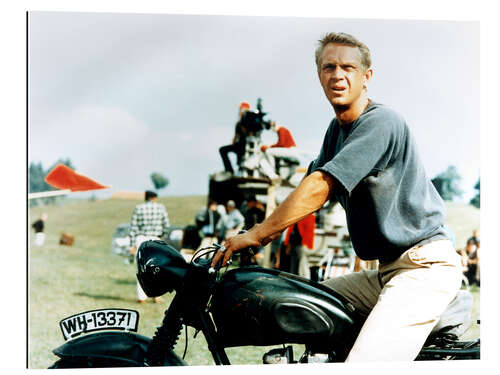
left=208, top=230, right=251, bottom=274
left=208, top=243, right=231, bottom=276
left=205, top=243, right=231, bottom=313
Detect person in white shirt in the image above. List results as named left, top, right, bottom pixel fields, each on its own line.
left=217, top=200, right=245, bottom=240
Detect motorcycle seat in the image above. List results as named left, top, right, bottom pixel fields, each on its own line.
left=430, top=290, right=473, bottom=337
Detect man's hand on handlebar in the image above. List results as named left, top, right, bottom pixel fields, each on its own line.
left=210, top=225, right=284, bottom=269
left=211, top=230, right=260, bottom=268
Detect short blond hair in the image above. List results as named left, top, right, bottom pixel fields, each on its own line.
left=315, top=32, right=371, bottom=71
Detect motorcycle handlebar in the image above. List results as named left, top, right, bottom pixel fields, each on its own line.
left=208, top=230, right=252, bottom=274
left=208, top=243, right=226, bottom=274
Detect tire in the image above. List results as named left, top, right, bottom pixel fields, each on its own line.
left=49, top=357, right=142, bottom=368
left=49, top=359, right=92, bottom=369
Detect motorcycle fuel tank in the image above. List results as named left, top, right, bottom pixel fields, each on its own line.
left=211, top=266, right=360, bottom=352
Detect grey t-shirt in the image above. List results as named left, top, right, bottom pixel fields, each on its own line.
left=308, top=101, right=448, bottom=262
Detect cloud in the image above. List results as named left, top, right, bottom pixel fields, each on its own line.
left=30, top=105, right=151, bottom=164
left=28, top=13, right=480, bottom=199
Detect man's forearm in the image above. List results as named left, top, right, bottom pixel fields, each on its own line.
left=251, top=171, right=334, bottom=243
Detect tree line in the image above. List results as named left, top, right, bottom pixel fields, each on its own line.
left=431, top=165, right=480, bottom=208
left=29, top=159, right=476, bottom=207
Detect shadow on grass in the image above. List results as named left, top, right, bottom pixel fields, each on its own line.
left=111, top=278, right=136, bottom=286
left=74, top=292, right=130, bottom=302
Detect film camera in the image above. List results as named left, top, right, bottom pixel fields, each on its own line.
left=237, top=98, right=274, bottom=177
left=239, top=98, right=272, bottom=135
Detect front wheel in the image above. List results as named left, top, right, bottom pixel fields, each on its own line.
left=49, top=359, right=90, bottom=369
left=49, top=358, right=145, bottom=368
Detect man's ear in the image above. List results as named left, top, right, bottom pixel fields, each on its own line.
left=363, top=68, right=373, bottom=88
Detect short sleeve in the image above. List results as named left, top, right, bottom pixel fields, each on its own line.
left=319, top=112, right=402, bottom=193
left=307, top=119, right=336, bottom=176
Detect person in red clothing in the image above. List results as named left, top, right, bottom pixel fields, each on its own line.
left=260, top=121, right=299, bottom=180
left=274, top=213, right=315, bottom=278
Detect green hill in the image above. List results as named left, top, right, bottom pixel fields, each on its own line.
left=444, top=201, right=480, bottom=249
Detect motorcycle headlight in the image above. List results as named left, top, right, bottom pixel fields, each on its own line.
left=136, top=240, right=189, bottom=297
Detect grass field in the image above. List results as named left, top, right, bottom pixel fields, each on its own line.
left=28, top=196, right=480, bottom=368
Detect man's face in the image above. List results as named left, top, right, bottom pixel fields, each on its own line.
left=318, top=43, right=372, bottom=108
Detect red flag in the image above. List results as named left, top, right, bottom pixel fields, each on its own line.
left=44, top=164, right=110, bottom=192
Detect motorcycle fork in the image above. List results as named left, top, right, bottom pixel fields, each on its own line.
left=197, top=308, right=231, bottom=365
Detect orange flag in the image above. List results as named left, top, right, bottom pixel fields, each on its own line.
left=44, top=164, right=110, bottom=192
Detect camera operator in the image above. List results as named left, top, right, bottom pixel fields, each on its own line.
left=260, top=121, right=298, bottom=180
left=219, top=101, right=251, bottom=175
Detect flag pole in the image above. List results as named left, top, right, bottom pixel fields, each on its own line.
left=28, top=189, right=72, bottom=200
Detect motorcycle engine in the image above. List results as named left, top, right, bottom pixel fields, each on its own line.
left=263, top=347, right=333, bottom=364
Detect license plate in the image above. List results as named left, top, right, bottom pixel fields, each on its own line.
left=59, top=308, right=139, bottom=340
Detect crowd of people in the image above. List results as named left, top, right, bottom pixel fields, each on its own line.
left=183, top=196, right=266, bottom=266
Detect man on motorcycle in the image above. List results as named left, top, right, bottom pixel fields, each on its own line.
left=212, top=32, right=462, bottom=362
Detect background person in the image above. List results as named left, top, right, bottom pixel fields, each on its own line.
left=467, top=229, right=480, bottom=246
left=281, top=213, right=316, bottom=278
left=213, top=32, right=462, bottom=362
left=32, top=213, right=48, bottom=246
left=219, top=101, right=251, bottom=175
left=195, top=200, right=222, bottom=253
left=197, top=200, right=222, bottom=239
left=258, top=121, right=298, bottom=180
left=239, top=195, right=266, bottom=266
left=217, top=200, right=244, bottom=241
left=464, top=238, right=480, bottom=286
left=260, top=121, right=298, bottom=178
left=129, top=190, right=169, bottom=304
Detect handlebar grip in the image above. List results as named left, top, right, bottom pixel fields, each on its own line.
left=208, top=243, right=228, bottom=274
left=208, top=230, right=249, bottom=274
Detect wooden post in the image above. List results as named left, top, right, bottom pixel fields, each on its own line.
left=263, top=184, right=277, bottom=268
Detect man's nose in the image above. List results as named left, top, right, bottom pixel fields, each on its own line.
left=331, top=67, right=344, bottom=80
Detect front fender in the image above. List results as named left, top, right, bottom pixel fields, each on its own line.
left=53, top=331, right=187, bottom=366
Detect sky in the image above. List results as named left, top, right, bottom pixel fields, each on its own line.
left=28, top=11, right=480, bottom=201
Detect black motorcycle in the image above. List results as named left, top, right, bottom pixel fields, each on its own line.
left=49, top=239, right=480, bottom=368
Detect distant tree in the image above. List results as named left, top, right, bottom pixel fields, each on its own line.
left=469, top=179, right=480, bottom=208
left=29, top=158, right=75, bottom=206
left=48, top=158, right=75, bottom=174
left=150, top=172, right=169, bottom=191
left=431, top=165, right=463, bottom=201
left=29, top=161, right=52, bottom=194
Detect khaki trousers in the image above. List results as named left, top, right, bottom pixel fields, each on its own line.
left=322, top=239, right=462, bottom=362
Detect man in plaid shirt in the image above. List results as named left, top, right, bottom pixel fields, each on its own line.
left=129, top=190, right=170, bottom=303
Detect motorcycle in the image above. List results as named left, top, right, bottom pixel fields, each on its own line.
left=49, top=239, right=480, bottom=368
